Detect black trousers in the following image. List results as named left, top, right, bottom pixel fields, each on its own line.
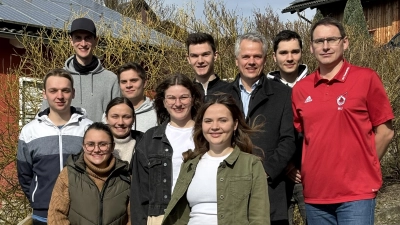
left=32, top=219, right=47, bottom=225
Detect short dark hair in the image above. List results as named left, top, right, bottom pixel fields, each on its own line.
left=83, top=122, right=115, bottom=145
left=105, top=97, right=135, bottom=118
left=154, top=74, right=202, bottom=125
left=273, top=30, right=303, bottom=52
left=43, top=68, right=74, bottom=90
left=311, top=17, right=346, bottom=40
left=186, top=32, right=216, bottom=53
left=117, top=62, right=147, bottom=82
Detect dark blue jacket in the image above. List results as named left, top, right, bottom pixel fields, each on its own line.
left=17, top=107, right=92, bottom=218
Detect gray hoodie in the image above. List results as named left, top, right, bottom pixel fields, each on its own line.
left=41, top=56, right=120, bottom=122
left=133, top=97, right=157, bottom=132
left=267, top=64, right=308, bottom=88
left=102, top=97, right=157, bottom=133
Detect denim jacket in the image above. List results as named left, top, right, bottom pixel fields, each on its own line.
left=162, top=146, right=271, bottom=225
left=130, top=121, right=174, bottom=225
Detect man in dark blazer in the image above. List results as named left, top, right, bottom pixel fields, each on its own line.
left=223, top=32, right=296, bottom=225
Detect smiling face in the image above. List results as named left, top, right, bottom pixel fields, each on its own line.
left=310, top=25, right=348, bottom=68
left=236, top=39, right=266, bottom=82
left=43, top=76, right=75, bottom=115
left=119, top=69, right=146, bottom=102
left=106, top=103, right=134, bottom=139
left=163, top=85, right=193, bottom=127
left=187, top=42, right=217, bottom=78
left=70, top=30, right=98, bottom=64
left=273, top=38, right=302, bottom=76
left=202, top=103, right=238, bottom=151
left=83, top=129, right=114, bottom=169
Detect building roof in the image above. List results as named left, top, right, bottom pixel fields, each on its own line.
left=282, top=0, right=382, bottom=14
left=282, top=0, right=342, bottom=13
left=0, top=0, right=179, bottom=46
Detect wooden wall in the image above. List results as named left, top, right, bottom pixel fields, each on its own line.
left=319, top=0, right=400, bottom=44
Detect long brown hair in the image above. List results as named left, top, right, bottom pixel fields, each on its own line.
left=183, top=92, right=259, bottom=162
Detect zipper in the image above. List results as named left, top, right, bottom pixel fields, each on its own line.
left=31, top=175, right=38, bottom=202
left=99, top=180, right=108, bottom=225
left=59, top=127, right=63, bottom=172
left=84, top=165, right=122, bottom=225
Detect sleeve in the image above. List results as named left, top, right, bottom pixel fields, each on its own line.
left=17, top=135, right=33, bottom=200
left=130, top=139, right=150, bottom=225
left=292, top=86, right=303, bottom=133
left=111, top=75, right=121, bottom=99
left=249, top=159, right=270, bottom=225
left=264, top=89, right=296, bottom=180
left=366, top=71, right=394, bottom=126
left=48, top=168, right=71, bottom=225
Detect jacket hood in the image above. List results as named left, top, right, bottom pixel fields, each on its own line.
left=266, top=64, right=308, bottom=87
left=36, top=106, right=89, bottom=125
left=64, top=55, right=105, bottom=103
left=135, top=97, right=154, bottom=114
left=64, top=55, right=105, bottom=75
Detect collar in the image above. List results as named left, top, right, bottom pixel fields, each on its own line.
left=72, top=151, right=128, bottom=174
left=239, top=77, right=260, bottom=93
left=314, top=60, right=351, bottom=86
left=152, top=120, right=169, bottom=139
left=194, top=74, right=221, bottom=85
left=186, top=145, right=241, bottom=169
left=223, top=146, right=241, bottom=166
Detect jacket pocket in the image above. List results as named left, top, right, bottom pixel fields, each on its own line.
left=31, top=175, right=38, bottom=203
left=228, top=175, right=252, bottom=200
left=148, top=158, right=163, bottom=185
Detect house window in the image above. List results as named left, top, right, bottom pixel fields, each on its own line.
left=19, top=77, right=43, bottom=126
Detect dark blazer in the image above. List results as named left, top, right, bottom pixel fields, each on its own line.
left=222, top=74, right=296, bottom=221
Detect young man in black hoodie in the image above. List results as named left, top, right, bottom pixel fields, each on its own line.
left=267, top=30, right=308, bottom=225
left=186, top=32, right=228, bottom=100
left=41, top=18, right=120, bottom=122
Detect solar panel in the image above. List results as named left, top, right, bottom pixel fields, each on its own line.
left=0, top=0, right=179, bottom=46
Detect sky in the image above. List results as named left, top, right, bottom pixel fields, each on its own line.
left=161, top=0, right=316, bottom=22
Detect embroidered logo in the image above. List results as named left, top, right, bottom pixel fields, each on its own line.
left=304, top=96, right=312, bottom=103
left=337, top=92, right=347, bottom=110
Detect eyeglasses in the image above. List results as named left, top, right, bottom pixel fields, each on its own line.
left=164, top=95, right=192, bottom=105
left=83, top=142, right=113, bottom=151
left=312, top=37, right=344, bottom=46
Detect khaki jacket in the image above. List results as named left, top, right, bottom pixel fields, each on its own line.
left=162, top=147, right=270, bottom=225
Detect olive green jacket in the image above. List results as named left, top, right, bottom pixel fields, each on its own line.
left=162, top=147, right=270, bottom=225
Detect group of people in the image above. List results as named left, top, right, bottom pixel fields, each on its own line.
left=16, top=15, right=394, bottom=225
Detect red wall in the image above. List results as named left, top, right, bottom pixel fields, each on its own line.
left=0, top=37, right=25, bottom=199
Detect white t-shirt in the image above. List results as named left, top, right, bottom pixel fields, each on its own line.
left=186, top=152, right=231, bottom=225
left=165, top=123, right=194, bottom=193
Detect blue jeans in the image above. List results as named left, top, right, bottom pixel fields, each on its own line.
left=305, top=199, right=375, bottom=225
